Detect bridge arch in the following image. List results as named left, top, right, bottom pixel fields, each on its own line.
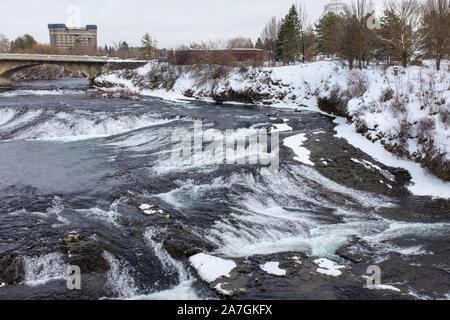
left=0, top=54, right=147, bottom=87
left=0, top=61, right=104, bottom=86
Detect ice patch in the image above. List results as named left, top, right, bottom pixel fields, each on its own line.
left=351, top=158, right=395, bottom=181
left=314, top=258, right=346, bottom=277
left=214, top=283, right=232, bottom=296
left=189, top=253, right=237, bottom=283
left=260, top=262, right=287, bottom=276
left=292, top=256, right=302, bottom=265
left=283, top=133, right=314, bottom=166
left=270, top=123, right=292, bottom=133
left=368, top=284, right=401, bottom=292
left=139, top=204, right=154, bottom=211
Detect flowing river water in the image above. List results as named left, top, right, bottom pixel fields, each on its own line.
left=0, top=79, right=448, bottom=300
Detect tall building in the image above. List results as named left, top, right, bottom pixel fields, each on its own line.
left=320, top=0, right=348, bottom=19
left=48, top=24, right=97, bottom=52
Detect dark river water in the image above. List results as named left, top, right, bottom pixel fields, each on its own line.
left=0, top=79, right=448, bottom=300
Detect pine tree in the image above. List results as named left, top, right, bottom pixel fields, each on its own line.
left=255, top=38, right=264, bottom=49
left=140, top=33, right=157, bottom=60
left=316, top=12, right=340, bottom=57
left=275, top=5, right=301, bottom=64
left=10, top=34, right=36, bottom=52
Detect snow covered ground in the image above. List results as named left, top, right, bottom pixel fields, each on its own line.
left=97, top=60, right=449, bottom=196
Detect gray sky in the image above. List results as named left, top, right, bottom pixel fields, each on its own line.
left=0, top=0, right=384, bottom=48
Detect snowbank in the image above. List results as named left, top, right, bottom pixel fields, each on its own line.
left=334, top=118, right=450, bottom=198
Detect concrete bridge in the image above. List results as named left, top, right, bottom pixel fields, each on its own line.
left=0, top=54, right=147, bottom=86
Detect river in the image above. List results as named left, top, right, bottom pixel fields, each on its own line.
left=0, top=79, right=448, bottom=300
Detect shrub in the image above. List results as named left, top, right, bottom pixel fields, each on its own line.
left=380, top=87, right=394, bottom=102
left=346, top=70, right=368, bottom=98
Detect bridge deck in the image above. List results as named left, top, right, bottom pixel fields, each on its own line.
left=0, top=53, right=109, bottom=63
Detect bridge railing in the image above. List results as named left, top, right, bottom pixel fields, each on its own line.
left=0, top=53, right=109, bottom=63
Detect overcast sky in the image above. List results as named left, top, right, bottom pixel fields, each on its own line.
left=0, top=0, right=384, bottom=48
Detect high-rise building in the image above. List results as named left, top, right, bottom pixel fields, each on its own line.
left=320, top=0, right=348, bottom=19
left=48, top=24, right=97, bottom=52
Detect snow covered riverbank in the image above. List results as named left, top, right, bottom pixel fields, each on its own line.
left=96, top=60, right=449, bottom=193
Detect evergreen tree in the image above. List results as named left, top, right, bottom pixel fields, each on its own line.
left=140, top=33, right=157, bottom=60
left=10, top=34, right=36, bottom=52
left=255, top=38, right=264, bottom=50
left=275, top=5, right=301, bottom=64
left=316, top=12, right=340, bottom=57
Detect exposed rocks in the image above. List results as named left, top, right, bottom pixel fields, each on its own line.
left=11, top=64, right=83, bottom=81
left=212, top=88, right=271, bottom=105
left=163, top=228, right=215, bottom=259
left=317, top=94, right=348, bottom=117
left=62, top=233, right=110, bottom=274
left=0, top=255, right=25, bottom=285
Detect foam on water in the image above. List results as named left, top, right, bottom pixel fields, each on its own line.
left=127, top=227, right=202, bottom=300
left=156, top=163, right=446, bottom=260
left=23, top=253, right=68, bottom=287
left=0, top=89, right=85, bottom=97
left=129, top=280, right=200, bottom=300
left=0, top=108, right=43, bottom=132
left=103, top=251, right=140, bottom=299
left=0, top=106, right=175, bottom=141
left=0, top=108, right=18, bottom=126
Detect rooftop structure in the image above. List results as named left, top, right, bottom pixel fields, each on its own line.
left=320, top=0, right=348, bottom=19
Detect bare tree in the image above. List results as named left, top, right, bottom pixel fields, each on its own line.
left=227, top=37, right=254, bottom=49
left=260, top=17, right=280, bottom=62
left=378, top=0, right=423, bottom=67
left=351, top=0, right=376, bottom=68
left=0, top=34, right=10, bottom=53
left=296, top=2, right=318, bottom=63
left=338, top=0, right=375, bottom=69
left=421, top=0, right=449, bottom=70
left=297, top=3, right=308, bottom=63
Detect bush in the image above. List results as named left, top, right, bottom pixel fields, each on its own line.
left=380, top=87, right=394, bottom=102
left=346, top=70, right=368, bottom=98
left=14, top=44, right=69, bottom=55
left=318, top=85, right=348, bottom=116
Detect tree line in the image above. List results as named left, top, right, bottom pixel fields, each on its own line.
left=260, top=0, right=448, bottom=70
left=0, top=32, right=160, bottom=60
left=1, top=0, right=447, bottom=69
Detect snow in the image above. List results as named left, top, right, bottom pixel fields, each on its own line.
left=368, top=284, right=401, bottom=292
left=260, top=262, right=287, bottom=276
left=335, top=118, right=450, bottom=199
left=283, top=133, right=314, bottom=166
left=189, top=253, right=236, bottom=283
left=270, top=123, right=293, bottom=133
left=98, top=60, right=449, bottom=194
left=214, top=283, right=232, bottom=296
left=292, top=256, right=302, bottom=265
left=139, top=204, right=154, bottom=211
left=314, top=258, right=346, bottom=277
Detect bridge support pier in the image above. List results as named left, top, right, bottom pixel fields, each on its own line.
left=0, top=77, right=12, bottom=86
